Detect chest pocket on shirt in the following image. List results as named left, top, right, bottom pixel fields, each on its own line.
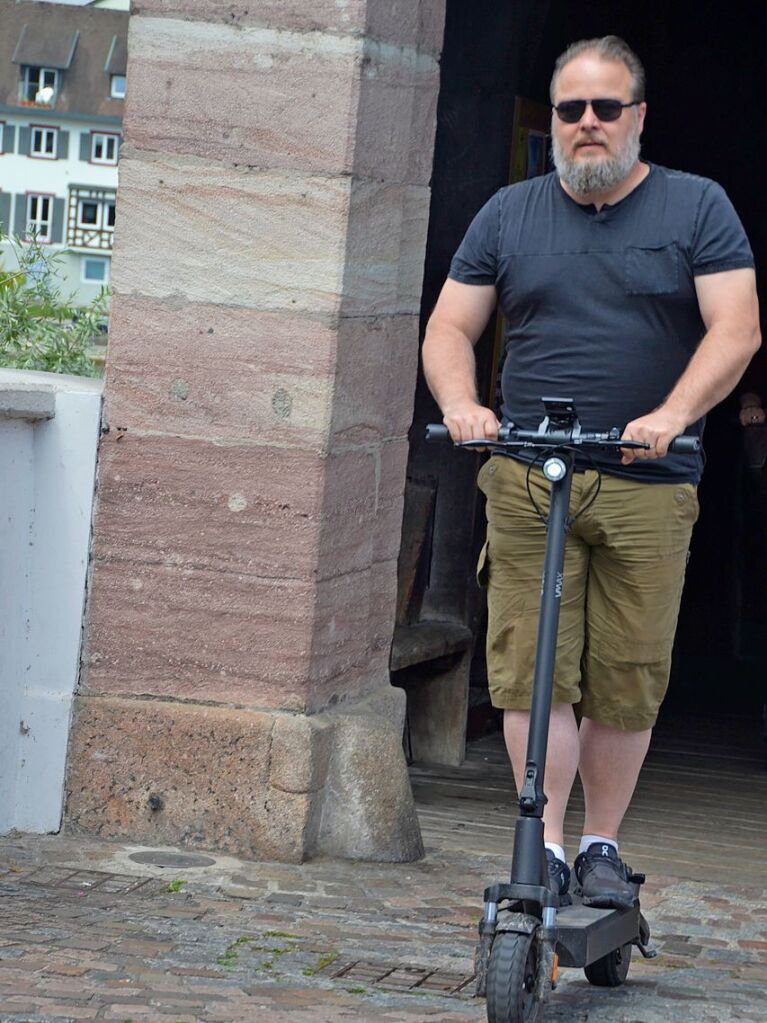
left=624, top=242, right=679, bottom=295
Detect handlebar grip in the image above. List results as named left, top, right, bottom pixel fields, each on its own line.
left=668, top=435, right=701, bottom=454
left=425, top=424, right=451, bottom=443
left=670, top=433, right=699, bottom=454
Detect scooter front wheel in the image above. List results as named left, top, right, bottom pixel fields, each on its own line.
left=584, top=942, right=632, bottom=986
left=486, top=930, right=542, bottom=1023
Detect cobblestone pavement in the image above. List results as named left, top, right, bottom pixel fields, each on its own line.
left=1, top=833, right=766, bottom=1022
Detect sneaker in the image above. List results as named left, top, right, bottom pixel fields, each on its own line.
left=546, top=848, right=572, bottom=906
left=574, top=842, right=636, bottom=910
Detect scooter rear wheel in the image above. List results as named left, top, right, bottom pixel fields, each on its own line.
left=486, top=930, right=541, bottom=1023
left=583, top=942, right=632, bottom=987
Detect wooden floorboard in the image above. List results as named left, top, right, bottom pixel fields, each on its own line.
left=410, top=712, right=767, bottom=885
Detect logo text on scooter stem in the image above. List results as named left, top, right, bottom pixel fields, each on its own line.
left=540, top=572, right=564, bottom=599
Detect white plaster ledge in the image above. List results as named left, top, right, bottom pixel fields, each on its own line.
left=0, top=368, right=103, bottom=421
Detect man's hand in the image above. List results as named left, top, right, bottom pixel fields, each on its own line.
left=620, top=407, right=688, bottom=465
left=443, top=400, right=500, bottom=443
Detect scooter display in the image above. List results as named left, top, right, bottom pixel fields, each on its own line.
left=427, top=397, right=701, bottom=1023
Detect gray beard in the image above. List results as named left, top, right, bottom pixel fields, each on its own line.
left=552, top=127, right=641, bottom=197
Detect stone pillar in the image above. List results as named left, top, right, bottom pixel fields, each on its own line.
left=64, top=0, right=446, bottom=862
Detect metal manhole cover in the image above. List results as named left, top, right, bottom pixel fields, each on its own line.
left=128, top=850, right=216, bottom=868
left=320, top=958, right=475, bottom=997
left=20, top=866, right=164, bottom=895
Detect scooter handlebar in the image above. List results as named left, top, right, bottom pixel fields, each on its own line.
left=425, top=423, right=701, bottom=453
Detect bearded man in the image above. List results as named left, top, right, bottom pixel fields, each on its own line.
left=422, top=36, right=760, bottom=907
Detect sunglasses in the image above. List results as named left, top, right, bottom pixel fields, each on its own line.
left=553, top=99, right=640, bottom=123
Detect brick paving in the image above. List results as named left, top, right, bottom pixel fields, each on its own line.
left=1, top=834, right=766, bottom=1022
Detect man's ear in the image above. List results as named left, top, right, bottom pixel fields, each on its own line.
left=637, top=101, right=647, bottom=134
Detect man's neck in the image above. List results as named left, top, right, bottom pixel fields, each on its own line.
left=560, top=160, right=650, bottom=211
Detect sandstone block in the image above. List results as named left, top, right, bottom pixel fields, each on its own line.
left=92, top=431, right=324, bottom=580
left=317, top=686, right=423, bottom=860
left=343, top=180, right=432, bottom=316
left=112, top=155, right=348, bottom=314
left=93, top=433, right=386, bottom=583
left=82, top=557, right=315, bottom=709
left=125, top=19, right=357, bottom=174
left=329, top=314, right=420, bottom=444
left=104, top=296, right=336, bottom=447
left=124, top=19, right=439, bottom=185
left=269, top=712, right=333, bottom=794
left=365, top=0, right=446, bottom=57
left=372, top=438, right=410, bottom=564
left=65, top=690, right=422, bottom=863
left=64, top=696, right=318, bottom=862
left=352, top=52, right=439, bottom=184
left=366, top=555, right=400, bottom=663
left=130, top=1, right=447, bottom=56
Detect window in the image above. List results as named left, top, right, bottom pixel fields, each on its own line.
left=110, top=75, right=126, bottom=99
left=23, top=67, right=58, bottom=104
left=91, top=132, right=119, bottom=165
left=105, top=201, right=116, bottom=229
left=0, top=122, right=4, bottom=154
left=31, top=126, right=58, bottom=159
left=81, top=256, right=109, bottom=284
left=78, top=200, right=100, bottom=228
left=26, top=194, right=52, bottom=242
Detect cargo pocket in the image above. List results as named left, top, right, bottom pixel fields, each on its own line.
left=476, top=539, right=490, bottom=588
left=625, top=243, right=679, bottom=295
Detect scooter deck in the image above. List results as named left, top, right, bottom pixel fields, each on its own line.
left=555, top=895, right=640, bottom=968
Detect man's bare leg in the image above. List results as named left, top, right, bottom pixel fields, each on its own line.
left=503, top=703, right=580, bottom=848
left=578, top=717, right=652, bottom=840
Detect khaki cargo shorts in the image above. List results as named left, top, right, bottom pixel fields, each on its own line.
left=477, top=456, right=699, bottom=731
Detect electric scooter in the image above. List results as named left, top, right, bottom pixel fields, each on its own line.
left=427, top=397, right=701, bottom=1023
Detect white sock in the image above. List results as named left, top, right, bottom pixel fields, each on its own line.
left=579, top=834, right=618, bottom=855
left=545, top=842, right=566, bottom=864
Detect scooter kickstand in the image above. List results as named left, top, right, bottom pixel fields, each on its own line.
left=636, top=911, right=658, bottom=958
left=636, top=940, right=658, bottom=960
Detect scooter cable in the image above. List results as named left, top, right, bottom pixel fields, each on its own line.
left=524, top=447, right=603, bottom=529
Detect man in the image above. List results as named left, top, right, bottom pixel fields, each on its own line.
left=422, top=36, right=760, bottom=908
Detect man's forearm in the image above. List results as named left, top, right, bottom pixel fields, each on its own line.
left=662, top=322, right=762, bottom=425
left=422, top=320, right=480, bottom=414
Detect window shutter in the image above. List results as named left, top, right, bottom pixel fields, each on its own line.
left=50, top=198, right=65, bottom=244
left=13, top=193, right=27, bottom=235
left=18, top=126, right=30, bottom=156
left=3, top=125, right=14, bottom=154
left=79, top=131, right=90, bottom=162
left=0, top=192, right=10, bottom=233
left=57, top=130, right=69, bottom=160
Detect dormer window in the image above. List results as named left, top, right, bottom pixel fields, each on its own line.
left=23, top=66, right=58, bottom=104
left=110, top=75, right=126, bottom=99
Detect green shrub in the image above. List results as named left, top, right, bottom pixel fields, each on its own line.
left=0, top=232, right=107, bottom=377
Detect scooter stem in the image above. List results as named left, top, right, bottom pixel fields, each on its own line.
left=519, top=452, right=575, bottom=818
left=511, top=452, right=575, bottom=889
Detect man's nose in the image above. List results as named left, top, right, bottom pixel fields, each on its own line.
left=578, top=101, right=600, bottom=129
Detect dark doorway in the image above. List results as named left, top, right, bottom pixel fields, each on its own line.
left=404, top=1, right=767, bottom=743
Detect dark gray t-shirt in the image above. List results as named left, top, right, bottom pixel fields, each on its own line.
left=449, top=163, right=755, bottom=483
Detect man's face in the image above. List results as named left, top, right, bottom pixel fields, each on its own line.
left=551, top=53, right=647, bottom=195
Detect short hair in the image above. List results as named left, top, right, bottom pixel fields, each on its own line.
left=550, top=36, right=646, bottom=104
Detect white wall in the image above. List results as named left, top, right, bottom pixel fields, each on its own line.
left=0, top=369, right=102, bottom=833
left=0, top=111, right=119, bottom=306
